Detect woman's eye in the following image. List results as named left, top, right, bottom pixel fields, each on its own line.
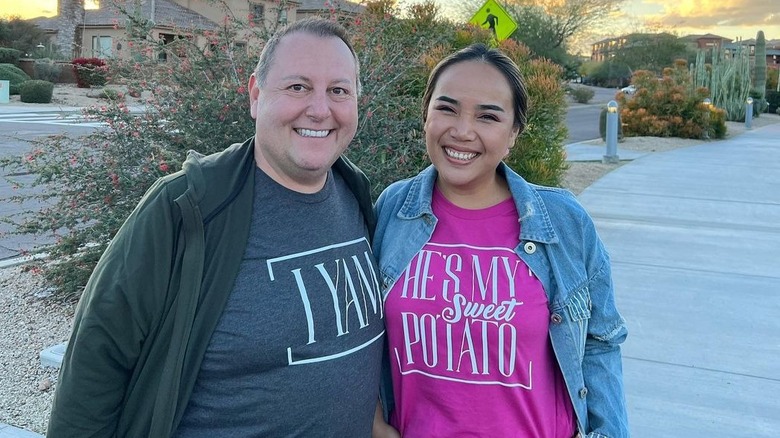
left=435, top=105, right=455, bottom=113
left=480, top=114, right=499, bottom=121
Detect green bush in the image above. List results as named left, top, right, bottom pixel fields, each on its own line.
left=99, top=88, right=124, bottom=101
left=0, top=62, right=31, bottom=94
left=0, top=47, right=22, bottom=64
left=570, top=85, right=595, bottom=104
left=767, top=90, right=780, bottom=114
left=33, top=58, right=62, bottom=82
left=19, top=79, right=54, bottom=103
left=0, top=0, right=569, bottom=299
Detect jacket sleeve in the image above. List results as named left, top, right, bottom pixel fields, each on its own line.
left=582, top=240, right=630, bottom=438
left=47, top=179, right=180, bottom=437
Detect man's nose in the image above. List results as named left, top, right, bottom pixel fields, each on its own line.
left=305, top=91, right=332, bottom=120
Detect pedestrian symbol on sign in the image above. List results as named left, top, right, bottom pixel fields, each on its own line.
left=469, top=0, right=518, bottom=42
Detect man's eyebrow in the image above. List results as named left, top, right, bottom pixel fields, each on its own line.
left=279, top=75, right=354, bottom=86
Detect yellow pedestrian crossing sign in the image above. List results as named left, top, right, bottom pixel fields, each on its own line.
left=469, top=0, right=517, bottom=42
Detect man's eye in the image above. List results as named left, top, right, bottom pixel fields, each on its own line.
left=289, top=84, right=306, bottom=92
left=332, top=87, right=349, bottom=96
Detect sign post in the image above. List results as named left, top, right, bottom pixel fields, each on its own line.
left=469, top=0, right=518, bottom=42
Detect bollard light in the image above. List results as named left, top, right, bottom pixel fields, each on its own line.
left=604, top=100, right=620, bottom=163
left=703, top=98, right=712, bottom=107
left=745, top=97, right=754, bottom=129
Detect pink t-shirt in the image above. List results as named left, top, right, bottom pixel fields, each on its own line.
left=385, top=189, right=576, bottom=438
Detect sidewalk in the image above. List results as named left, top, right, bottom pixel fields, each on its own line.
left=577, top=123, right=780, bottom=437
left=2, top=122, right=778, bottom=437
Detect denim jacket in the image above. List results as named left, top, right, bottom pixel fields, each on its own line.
left=374, top=163, right=629, bottom=438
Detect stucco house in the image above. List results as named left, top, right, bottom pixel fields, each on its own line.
left=31, top=0, right=363, bottom=60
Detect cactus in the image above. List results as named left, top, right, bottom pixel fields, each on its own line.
left=753, top=30, right=767, bottom=113
left=690, top=45, right=753, bottom=121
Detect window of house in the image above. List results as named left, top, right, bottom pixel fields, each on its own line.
left=92, top=36, right=112, bottom=58
left=157, top=33, right=181, bottom=62
left=251, top=3, right=265, bottom=24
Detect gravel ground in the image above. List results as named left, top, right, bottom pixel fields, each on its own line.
left=0, top=266, right=74, bottom=435
left=1, top=86, right=777, bottom=434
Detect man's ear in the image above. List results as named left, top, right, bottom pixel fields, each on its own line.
left=249, top=74, right=260, bottom=119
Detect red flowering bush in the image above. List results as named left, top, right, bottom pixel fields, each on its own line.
left=71, top=57, right=109, bottom=88
left=1, top=0, right=568, bottom=299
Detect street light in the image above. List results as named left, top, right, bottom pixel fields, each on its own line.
left=603, top=100, right=620, bottom=163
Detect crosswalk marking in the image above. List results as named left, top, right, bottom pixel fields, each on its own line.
left=0, top=112, right=106, bottom=128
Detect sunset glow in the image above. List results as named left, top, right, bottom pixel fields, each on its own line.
left=2, top=0, right=777, bottom=50
left=0, top=0, right=99, bottom=19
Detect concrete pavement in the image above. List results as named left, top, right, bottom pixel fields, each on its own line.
left=1, top=105, right=779, bottom=435
left=574, top=123, right=780, bottom=437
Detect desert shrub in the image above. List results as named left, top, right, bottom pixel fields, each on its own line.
left=767, top=91, right=780, bottom=114
left=748, top=89, right=767, bottom=116
left=570, top=85, right=595, bottom=103
left=1, top=0, right=569, bottom=299
left=97, top=88, right=124, bottom=101
left=72, top=57, right=108, bottom=87
left=0, top=47, right=22, bottom=64
left=33, top=58, right=62, bottom=82
left=616, top=66, right=725, bottom=139
left=0, top=62, right=31, bottom=94
left=19, top=79, right=54, bottom=103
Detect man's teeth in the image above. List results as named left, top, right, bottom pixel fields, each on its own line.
left=445, top=148, right=477, bottom=161
left=297, top=129, right=330, bottom=138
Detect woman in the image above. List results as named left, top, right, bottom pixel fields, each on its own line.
left=372, top=44, right=629, bottom=437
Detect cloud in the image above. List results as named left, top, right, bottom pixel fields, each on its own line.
left=641, top=0, right=780, bottom=28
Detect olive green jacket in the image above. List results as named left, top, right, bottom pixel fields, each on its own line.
left=47, top=138, right=376, bottom=437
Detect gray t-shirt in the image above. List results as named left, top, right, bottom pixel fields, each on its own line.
left=175, top=168, right=384, bottom=437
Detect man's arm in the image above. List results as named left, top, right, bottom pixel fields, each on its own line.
left=47, top=181, right=179, bottom=437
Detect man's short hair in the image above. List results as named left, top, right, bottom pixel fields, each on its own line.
left=254, top=17, right=361, bottom=95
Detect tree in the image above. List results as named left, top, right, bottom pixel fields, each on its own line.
left=55, top=0, right=85, bottom=58
left=452, top=0, right=625, bottom=50
left=502, top=4, right=580, bottom=78
left=0, top=16, right=50, bottom=57
left=611, top=33, right=691, bottom=75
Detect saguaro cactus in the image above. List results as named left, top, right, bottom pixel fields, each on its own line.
left=754, top=30, right=767, bottom=111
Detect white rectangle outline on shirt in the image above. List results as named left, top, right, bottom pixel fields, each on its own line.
left=287, top=330, right=385, bottom=365
left=266, top=237, right=371, bottom=281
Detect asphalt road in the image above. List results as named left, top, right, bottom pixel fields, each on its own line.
left=564, top=85, right=622, bottom=144
left=0, top=111, right=96, bottom=261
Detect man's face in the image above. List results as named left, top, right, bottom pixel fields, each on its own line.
left=249, top=32, right=359, bottom=193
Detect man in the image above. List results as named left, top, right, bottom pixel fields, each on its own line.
left=47, top=18, right=385, bottom=437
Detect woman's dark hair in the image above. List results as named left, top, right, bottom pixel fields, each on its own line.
left=422, top=44, right=529, bottom=132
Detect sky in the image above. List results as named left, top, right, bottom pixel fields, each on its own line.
left=3, top=0, right=778, bottom=53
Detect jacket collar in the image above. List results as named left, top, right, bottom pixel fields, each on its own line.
left=398, top=163, right=558, bottom=244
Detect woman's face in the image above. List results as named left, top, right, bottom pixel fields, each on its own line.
left=424, top=61, right=519, bottom=202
